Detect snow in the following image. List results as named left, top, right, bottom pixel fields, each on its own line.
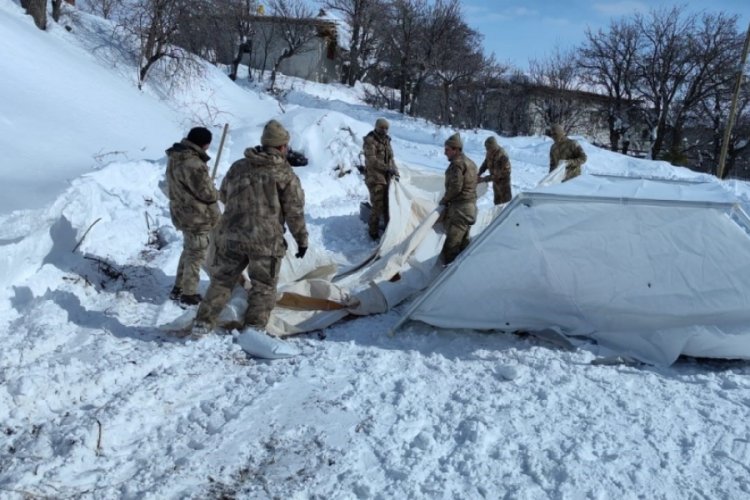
left=2, top=1, right=750, bottom=498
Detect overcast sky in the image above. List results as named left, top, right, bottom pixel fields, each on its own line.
left=461, top=0, right=750, bottom=69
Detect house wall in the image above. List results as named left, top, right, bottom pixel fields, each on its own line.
left=245, top=21, right=340, bottom=83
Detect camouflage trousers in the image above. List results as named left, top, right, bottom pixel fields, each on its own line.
left=441, top=202, right=477, bottom=264
left=195, top=239, right=281, bottom=330
left=175, top=231, right=210, bottom=294
left=563, top=165, right=581, bottom=182
left=492, top=181, right=512, bottom=205
left=367, top=182, right=389, bottom=237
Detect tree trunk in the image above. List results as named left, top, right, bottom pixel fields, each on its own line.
left=607, top=109, right=621, bottom=151
left=347, top=23, right=361, bottom=86
left=21, top=0, right=47, bottom=30
left=52, top=0, right=63, bottom=22
left=651, top=113, right=668, bottom=160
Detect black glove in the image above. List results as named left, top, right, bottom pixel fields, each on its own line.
left=295, top=246, right=308, bottom=259
left=387, top=168, right=400, bottom=180
left=287, top=149, right=309, bottom=167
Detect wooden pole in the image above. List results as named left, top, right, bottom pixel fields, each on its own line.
left=211, top=123, right=230, bottom=181
left=717, top=22, right=750, bottom=179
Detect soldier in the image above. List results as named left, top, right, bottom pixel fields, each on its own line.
left=477, top=136, right=512, bottom=205
left=363, top=118, right=399, bottom=240
left=192, top=119, right=308, bottom=336
left=166, top=126, right=220, bottom=305
left=548, top=123, right=587, bottom=182
left=439, top=133, right=478, bottom=265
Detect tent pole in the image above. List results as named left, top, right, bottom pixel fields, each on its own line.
left=717, top=22, right=750, bottom=180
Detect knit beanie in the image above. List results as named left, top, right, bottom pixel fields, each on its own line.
left=375, top=118, right=389, bottom=130
left=186, top=127, right=212, bottom=147
left=550, top=124, right=565, bottom=139
left=444, top=133, right=463, bottom=150
left=484, top=136, right=498, bottom=149
left=261, top=119, right=290, bottom=147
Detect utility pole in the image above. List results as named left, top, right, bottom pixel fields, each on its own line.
left=718, top=22, right=750, bottom=179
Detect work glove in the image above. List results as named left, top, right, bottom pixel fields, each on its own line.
left=295, top=246, right=308, bottom=259
left=386, top=168, right=400, bottom=181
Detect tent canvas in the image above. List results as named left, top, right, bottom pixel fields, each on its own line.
left=160, top=166, right=491, bottom=335
left=394, top=174, right=750, bottom=365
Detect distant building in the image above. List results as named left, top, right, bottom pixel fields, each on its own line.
left=522, top=84, right=653, bottom=157
left=243, top=13, right=342, bottom=84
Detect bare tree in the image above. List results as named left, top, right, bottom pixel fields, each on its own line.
left=172, top=0, right=256, bottom=68
left=578, top=18, right=641, bottom=152
left=407, top=0, right=455, bottom=116
left=80, top=0, right=120, bottom=19
left=322, top=0, right=385, bottom=85
left=266, top=0, right=316, bottom=90
left=20, top=0, right=47, bottom=30
left=252, top=17, right=278, bottom=82
left=226, top=0, right=257, bottom=80
left=495, top=71, right=535, bottom=136
left=633, top=7, right=696, bottom=160
left=114, top=0, right=188, bottom=88
left=528, top=46, right=586, bottom=131
left=689, top=51, right=749, bottom=176
left=450, top=57, right=508, bottom=129
left=666, top=12, right=742, bottom=164
left=432, top=25, right=485, bottom=126
left=381, top=0, right=425, bottom=114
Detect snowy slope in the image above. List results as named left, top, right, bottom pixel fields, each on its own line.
left=0, top=2, right=186, bottom=215
left=2, top=2, right=750, bottom=498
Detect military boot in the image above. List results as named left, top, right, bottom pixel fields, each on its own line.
left=179, top=293, right=202, bottom=306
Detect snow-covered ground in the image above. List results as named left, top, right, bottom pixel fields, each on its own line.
left=2, top=2, right=750, bottom=498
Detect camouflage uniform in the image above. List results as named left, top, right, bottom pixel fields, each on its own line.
left=195, top=141, right=308, bottom=330
left=549, top=124, right=587, bottom=182
left=440, top=134, right=478, bottom=264
left=166, top=139, right=220, bottom=296
left=363, top=118, right=398, bottom=239
left=478, top=137, right=512, bottom=205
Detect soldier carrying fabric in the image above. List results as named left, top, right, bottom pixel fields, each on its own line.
left=439, top=133, right=478, bottom=265
left=165, top=127, right=221, bottom=305
left=192, top=120, right=308, bottom=336
left=363, top=118, right=399, bottom=240
left=548, top=123, right=587, bottom=182
left=477, top=136, right=512, bottom=205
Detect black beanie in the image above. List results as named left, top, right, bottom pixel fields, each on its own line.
left=186, top=127, right=212, bottom=147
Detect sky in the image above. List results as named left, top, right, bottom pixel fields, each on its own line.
left=462, top=0, right=750, bottom=69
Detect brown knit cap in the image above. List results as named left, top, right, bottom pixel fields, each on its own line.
left=444, top=133, right=463, bottom=150
left=261, top=119, right=290, bottom=147
left=484, top=136, right=498, bottom=149
left=550, top=124, right=565, bottom=139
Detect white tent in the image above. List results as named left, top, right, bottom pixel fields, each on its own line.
left=394, top=174, right=750, bottom=365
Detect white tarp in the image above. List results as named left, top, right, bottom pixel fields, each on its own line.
left=162, top=166, right=491, bottom=336
left=396, top=174, right=750, bottom=365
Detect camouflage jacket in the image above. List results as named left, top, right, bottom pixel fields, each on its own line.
left=440, top=152, right=478, bottom=206
left=218, top=146, right=308, bottom=257
left=549, top=137, right=587, bottom=178
left=165, top=139, right=220, bottom=233
left=479, top=146, right=511, bottom=195
left=363, top=130, right=397, bottom=186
